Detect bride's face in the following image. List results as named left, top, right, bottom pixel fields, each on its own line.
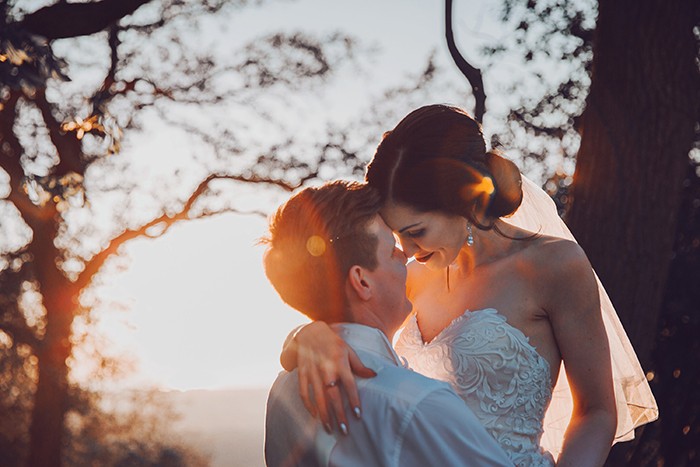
left=380, top=202, right=469, bottom=270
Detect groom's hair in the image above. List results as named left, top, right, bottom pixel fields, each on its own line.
left=262, top=180, right=382, bottom=322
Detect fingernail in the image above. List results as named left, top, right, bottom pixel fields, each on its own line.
left=339, top=422, right=348, bottom=435
left=353, top=406, right=362, bottom=419
left=324, top=423, right=332, bottom=434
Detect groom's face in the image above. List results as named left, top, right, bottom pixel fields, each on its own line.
left=365, top=216, right=412, bottom=323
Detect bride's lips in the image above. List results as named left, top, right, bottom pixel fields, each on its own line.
left=414, top=252, right=434, bottom=263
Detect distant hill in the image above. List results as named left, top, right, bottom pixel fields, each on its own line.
left=163, top=387, right=269, bottom=467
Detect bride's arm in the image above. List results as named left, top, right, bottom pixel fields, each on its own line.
left=280, top=321, right=376, bottom=432
left=543, top=240, right=617, bottom=467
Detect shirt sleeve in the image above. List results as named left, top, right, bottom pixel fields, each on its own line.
left=397, top=386, right=514, bottom=467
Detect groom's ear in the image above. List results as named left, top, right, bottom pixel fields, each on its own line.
left=347, top=265, right=372, bottom=301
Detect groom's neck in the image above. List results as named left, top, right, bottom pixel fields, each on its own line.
left=348, top=306, right=396, bottom=342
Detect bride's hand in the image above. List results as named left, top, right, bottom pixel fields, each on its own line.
left=281, top=321, right=377, bottom=433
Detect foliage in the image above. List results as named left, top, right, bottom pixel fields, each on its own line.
left=482, top=0, right=596, bottom=181
left=63, top=388, right=208, bottom=467
left=0, top=334, right=33, bottom=466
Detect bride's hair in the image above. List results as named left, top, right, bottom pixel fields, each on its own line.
left=366, top=104, right=523, bottom=229
left=262, top=181, right=381, bottom=323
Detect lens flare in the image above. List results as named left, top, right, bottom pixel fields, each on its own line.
left=459, top=175, right=495, bottom=203
left=306, top=235, right=326, bottom=256
left=475, top=176, right=495, bottom=195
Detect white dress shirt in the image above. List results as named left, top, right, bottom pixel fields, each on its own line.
left=265, top=323, right=513, bottom=467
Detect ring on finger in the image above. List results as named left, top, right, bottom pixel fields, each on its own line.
left=325, top=380, right=338, bottom=388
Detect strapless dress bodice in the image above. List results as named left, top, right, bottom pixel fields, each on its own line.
left=395, top=308, right=556, bottom=467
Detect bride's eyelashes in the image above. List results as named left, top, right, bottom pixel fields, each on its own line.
left=406, top=229, right=425, bottom=239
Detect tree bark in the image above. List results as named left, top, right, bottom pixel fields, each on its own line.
left=567, top=0, right=698, bottom=368
left=23, top=216, right=79, bottom=467
left=20, top=0, right=152, bottom=39
left=445, top=0, right=486, bottom=122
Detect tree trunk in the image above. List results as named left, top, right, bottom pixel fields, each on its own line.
left=26, top=324, right=72, bottom=467
left=567, top=0, right=698, bottom=368
left=25, top=222, right=77, bottom=467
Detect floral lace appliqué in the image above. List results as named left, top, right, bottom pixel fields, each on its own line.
left=396, top=308, right=556, bottom=467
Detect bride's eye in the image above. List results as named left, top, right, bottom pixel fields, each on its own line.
left=407, top=229, right=425, bottom=239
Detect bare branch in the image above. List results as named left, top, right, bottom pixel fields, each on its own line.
left=445, top=0, right=486, bottom=122
left=0, top=251, right=39, bottom=347
left=29, top=88, right=85, bottom=177
left=192, top=207, right=268, bottom=221
left=90, top=25, right=121, bottom=115
left=0, top=321, right=40, bottom=347
left=75, top=173, right=300, bottom=290
left=0, top=92, right=25, bottom=181
left=509, top=108, right=568, bottom=139
left=19, top=0, right=153, bottom=40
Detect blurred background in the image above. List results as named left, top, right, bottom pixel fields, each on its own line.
left=0, top=0, right=697, bottom=466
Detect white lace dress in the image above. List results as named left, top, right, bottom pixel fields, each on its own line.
left=395, top=308, right=556, bottom=467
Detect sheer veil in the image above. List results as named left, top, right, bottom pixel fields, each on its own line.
left=502, top=175, right=659, bottom=458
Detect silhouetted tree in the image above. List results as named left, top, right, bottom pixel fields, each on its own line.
left=567, top=0, right=696, bottom=366
left=0, top=0, right=374, bottom=465
left=62, top=388, right=208, bottom=466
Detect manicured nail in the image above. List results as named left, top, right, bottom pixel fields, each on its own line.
left=324, top=423, right=332, bottom=434
left=353, top=406, right=362, bottom=419
left=340, top=422, right=348, bottom=435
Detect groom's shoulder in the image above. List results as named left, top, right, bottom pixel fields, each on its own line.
left=267, top=369, right=304, bottom=403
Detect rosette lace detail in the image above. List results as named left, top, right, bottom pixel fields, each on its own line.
left=396, top=308, right=555, bottom=467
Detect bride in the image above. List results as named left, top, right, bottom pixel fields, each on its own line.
left=281, top=105, right=658, bottom=466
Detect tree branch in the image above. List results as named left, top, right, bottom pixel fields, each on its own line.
left=445, top=0, right=486, bottom=122
left=0, top=321, right=40, bottom=347
left=0, top=252, right=39, bottom=347
left=20, top=0, right=153, bottom=40
left=192, top=207, right=268, bottom=221
left=75, top=173, right=300, bottom=290
left=90, top=25, right=120, bottom=114
left=29, top=88, right=85, bottom=177
left=509, top=108, right=568, bottom=139
left=0, top=91, right=47, bottom=223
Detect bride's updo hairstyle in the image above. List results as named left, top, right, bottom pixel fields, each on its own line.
left=366, top=104, right=523, bottom=228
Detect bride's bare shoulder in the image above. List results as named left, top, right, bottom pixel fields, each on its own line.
left=516, top=234, right=590, bottom=278
left=524, top=235, right=597, bottom=301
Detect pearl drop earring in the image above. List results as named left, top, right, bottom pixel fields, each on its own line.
left=466, top=223, right=474, bottom=247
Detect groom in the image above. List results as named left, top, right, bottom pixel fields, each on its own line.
left=262, top=180, right=512, bottom=466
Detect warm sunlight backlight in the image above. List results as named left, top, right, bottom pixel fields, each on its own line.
left=475, top=176, right=495, bottom=195
left=87, top=214, right=309, bottom=391
left=61, top=115, right=103, bottom=140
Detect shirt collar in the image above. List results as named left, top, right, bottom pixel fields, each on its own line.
left=330, top=323, right=403, bottom=367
